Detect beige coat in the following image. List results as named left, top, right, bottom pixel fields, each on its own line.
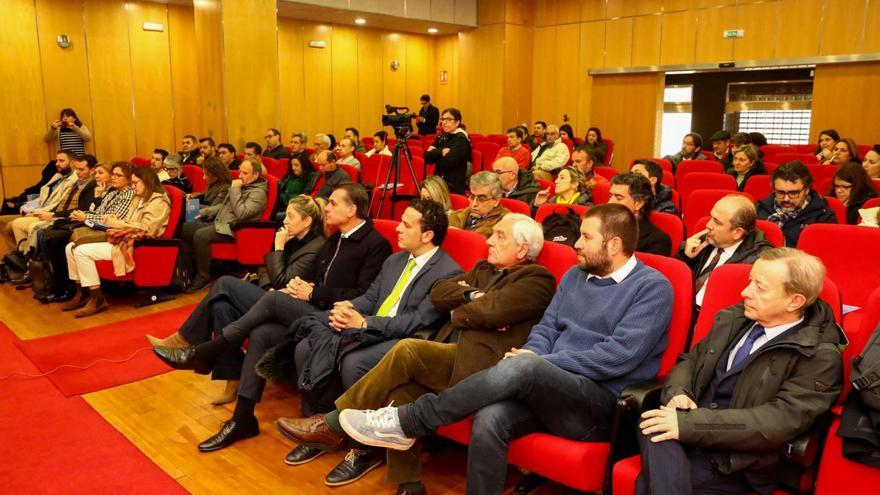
left=110, top=192, right=171, bottom=275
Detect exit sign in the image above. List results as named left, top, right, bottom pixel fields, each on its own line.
left=724, top=29, right=744, bottom=39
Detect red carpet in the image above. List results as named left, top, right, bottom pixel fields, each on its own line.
left=0, top=326, right=187, bottom=494
left=13, top=304, right=196, bottom=396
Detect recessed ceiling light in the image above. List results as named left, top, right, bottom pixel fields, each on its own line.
left=427, top=27, right=438, bottom=34
left=355, top=18, right=366, bottom=25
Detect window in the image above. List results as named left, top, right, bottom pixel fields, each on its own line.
left=660, top=85, right=693, bottom=156
left=725, top=80, right=813, bottom=144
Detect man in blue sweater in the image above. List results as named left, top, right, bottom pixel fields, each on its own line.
left=337, top=203, right=675, bottom=495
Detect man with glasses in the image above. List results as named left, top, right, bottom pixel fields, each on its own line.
left=415, top=94, right=439, bottom=136
left=492, top=157, right=540, bottom=205
left=530, top=124, right=570, bottom=181
left=161, top=154, right=193, bottom=193
left=263, top=128, right=290, bottom=160
left=448, top=171, right=510, bottom=237
left=757, top=161, right=836, bottom=246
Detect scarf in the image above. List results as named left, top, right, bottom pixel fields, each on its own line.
left=767, top=196, right=811, bottom=227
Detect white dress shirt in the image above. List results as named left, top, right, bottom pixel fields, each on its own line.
left=726, top=317, right=804, bottom=371
left=695, top=239, right=744, bottom=307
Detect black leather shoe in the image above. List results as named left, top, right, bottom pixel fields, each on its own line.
left=284, top=445, right=325, bottom=466
left=184, top=277, right=210, bottom=294
left=153, top=345, right=212, bottom=374
left=46, top=289, right=77, bottom=303
left=396, top=486, right=427, bottom=495
left=324, top=448, right=383, bottom=487
left=197, top=419, right=259, bottom=452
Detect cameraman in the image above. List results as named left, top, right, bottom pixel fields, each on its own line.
left=425, top=108, right=470, bottom=194
left=416, top=94, right=440, bottom=136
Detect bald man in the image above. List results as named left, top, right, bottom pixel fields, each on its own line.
left=677, top=194, right=774, bottom=310
left=530, top=124, right=570, bottom=180
left=312, top=151, right=352, bottom=200
left=491, top=157, right=540, bottom=205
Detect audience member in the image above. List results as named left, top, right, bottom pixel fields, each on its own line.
left=275, top=213, right=556, bottom=494
left=524, top=121, right=546, bottom=150
left=425, top=108, right=470, bottom=194
left=44, top=108, right=91, bottom=156
left=582, top=127, right=607, bottom=164
left=337, top=204, right=674, bottom=495
left=448, top=171, right=510, bottom=237
left=828, top=162, right=878, bottom=224
left=150, top=148, right=170, bottom=181
left=245, top=142, right=263, bottom=160
left=327, top=134, right=338, bottom=150
left=288, top=132, right=310, bottom=165
left=728, top=144, right=766, bottom=191
left=179, top=134, right=200, bottom=164
left=814, top=129, right=840, bottom=164
left=419, top=176, right=452, bottom=214
left=63, top=167, right=170, bottom=317
left=832, top=138, right=861, bottom=164
left=344, top=128, right=366, bottom=153
left=196, top=137, right=216, bottom=166
left=494, top=127, right=531, bottom=169
left=731, top=132, right=751, bottom=148
left=664, top=132, right=706, bottom=169
left=147, top=195, right=327, bottom=405
left=492, top=157, right=539, bottom=205
left=278, top=155, right=316, bottom=219
left=313, top=134, right=331, bottom=157
left=263, top=128, right=290, bottom=160
left=748, top=132, right=768, bottom=149
left=75, top=162, right=136, bottom=224
left=757, top=161, right=837, bottom=246
left=636, top=248, right=843, bottom=495
left=161, top=154, right=193, bottom=193
left=678, top=194, right=773, bottom=310
left=709, top=130, right=733, bottom=168
left=181, top=158, right=268, bottom=292
left=534, top=167, right=590, bottom=207
left=153, top=184, right=391, bottom=451
left=530, top=124, right=570, bottom=180
left=365, top=131, right=392, bottom=158
left=609, top=173, right=671, bottom=256
left=217, top=143, right=241, bottom=171
left=2, top=159, right=60, bottom=215
left=311, top=151, right=351, bottom=200
left=631, top=160, right=677, bottom=215
left=571, top=148, right=609, bottom=191
left=559, top=124, right=575, bottom=143
left=416, top=94, right=440, bottom=136
left=188, top=157, right=231, bottom=209
left=863, top=144, right=880, bottom=179
left=336, top=138, right=362, bottom=171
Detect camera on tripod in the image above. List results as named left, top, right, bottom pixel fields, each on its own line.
left=382, top=105, right=417, bottom=137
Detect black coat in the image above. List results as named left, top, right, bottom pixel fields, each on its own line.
left=262, top=232, right=326, bottom=290
left=417, top=104, right=440, bottom=135
left=638, top=215, right=672, bottom=256
left=756, top=191, right=838, bottom=246
left=728, top=161, right=767, bottom=191
left=263, top=145, right=290, bottom=160
left=426, top=131, right=471, bottom=194
left=306, top=218, right=392, bottom=309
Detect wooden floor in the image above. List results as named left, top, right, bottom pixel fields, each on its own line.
left=2, top=281, right=582, bottom=495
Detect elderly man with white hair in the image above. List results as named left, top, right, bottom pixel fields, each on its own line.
left=274, top=213, right=557, bottom=495
left=530, top=124, right=571, bottom=180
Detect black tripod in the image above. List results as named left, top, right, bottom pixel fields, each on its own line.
left=373, top=129, right=423, bottom=220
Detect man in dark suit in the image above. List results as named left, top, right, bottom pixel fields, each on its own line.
left=264, top=198, right=463, bottom=484
left=636, top=248, right=843, bottom=495
left=609, top=173, right=672, bottom=256
left=153, top=183, right=392, bottom=452
left=415, top=94, right=439, bottom=136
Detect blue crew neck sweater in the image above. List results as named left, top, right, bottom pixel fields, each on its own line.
left=523, top=260, right=674, bottom=396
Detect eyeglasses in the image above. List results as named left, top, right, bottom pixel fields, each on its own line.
left=466, top=192, right=493, bottom=203
left=834, top=183, right=853, bottom=190
left=774, top=188, right=805, bottom=198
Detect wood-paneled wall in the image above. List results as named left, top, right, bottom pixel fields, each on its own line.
left=811, top=62, right=880, bottom=148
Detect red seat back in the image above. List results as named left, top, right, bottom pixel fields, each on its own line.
left=675, top=160, right=724, bottom=184
left=536, top=241, right=578, bottom=285
left=693, top=216, right=786, bottom=248
left=161, top=185, right=185, bottom=238
left=683, top=190, right=754, bottom=236
left=469, top=133, right=487, bottom=143
left=182, top=165, right=207, bottom=194
left=131, top=156, right=151, bottom=167
left=471, top=149, right=484, bottom=172
left=500, top=198, right=531, bottom=216
left=442, top=228, right=488, bottom=271
left=603, top=138, right=614, bottom=164
left=487, top=134, right=507, bottom=147
left=535, top=178, right=555, bottom=198
left=373, top=219, right=401, bottom=252
left=338, top=164, right=359, bottom=183
left=449, top=193, right=469, bottom=210
left=678, top=172, right=737, bottom=209
left=743, top=174, right=772, bottom=201
left=634, top=252, right=693, bottom=378
left=698, top=149, right=715, bottom=161
left=661, top=170, right=675, bottom=188
left=822, top=196, right=846, bottom=224
left=774, top=152, right=819, bottom=165
left=422, top=134, right=436, bottom=148
left=797, top=224, right=880, bottom=308
left=362, top=154, right=391, bottom=187
left=593, top=166, right=618, bottom=181
left=648, top=212, right=683, bottom=257
left=535, top=204, right=589, bottom=224
left=629, top=158, right=673, bottom=172
left=259, top=174, right=278, bottom=221
left=473, top=142, right=501, bottom=170
left=591, top=180, right=611, bottom=205
left=260, top=156, right=278, bottom=172
left=807, top=164, right=839, bottom=184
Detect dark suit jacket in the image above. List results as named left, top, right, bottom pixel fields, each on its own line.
left=54, top=179, right=97, bottom=218
left=262, top=232, right=326, bottom=290
left=351, top=248, right=463, bottom=339
left=637, top=215, right=672, bottom=256
left=307, top=218, right=393, bottom=309
left=417, top=104, right=440, bottom=135
left=676, top=229, right=774, bottom=280
left=263, top=145, right=291, bottom=160
left=430, top=261, right=556, bottom=386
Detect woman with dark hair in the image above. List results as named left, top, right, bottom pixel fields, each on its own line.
left=827, top=162, right=878, bottom=224
left=559, top=124, right=576, bottom=144
left=728, top=144, right=766, bottom=191
left=44, top=108, right=92, bottom=156
left=814, top=129, right=840, bottom=164
left=832, top=138, right=861, bottom=165
left=327, top=134, right=338, bottom=151
left=863, top=145, right=880, bottom=179
left=189, top=156, right=231, bottom=207
left=425, top=108, right=471, bottom=194
left=747, top=132, right=768, bottom=148
left=62, top=167, right=171, bottom=317
left=583, top=126, right=607, bottom=164
left=276, top=156, right=316, bottom=220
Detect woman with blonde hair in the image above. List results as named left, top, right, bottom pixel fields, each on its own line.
left=419, top=175, right=453, bottom=214
left=533, top=166, right=591, bottom=206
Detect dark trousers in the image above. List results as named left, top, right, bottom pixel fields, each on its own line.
left=635, top=433, right=774, bottom=495
left=180, top=221, right=233, bottom=281
left=219, top=290, right=320, bottom=402
left=177, top=275, right=264, bottom=380
left=398, top=354, right=616, bottom=495
left=41, top=227, right=75, bottom=295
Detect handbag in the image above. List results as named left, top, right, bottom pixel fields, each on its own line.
left=70, top=226, right=107, bottom=246
left=29, top=258, right=54, bottom=299
left=2, top=249, right=29, bottom=282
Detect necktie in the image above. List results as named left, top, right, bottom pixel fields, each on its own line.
left=322, top=235, right=343, bottom=285
left=730, top=325, right=765, bottom=369
left=376, top=259, right=417, bottom=317
left=694, top=248, right=723, bottom=294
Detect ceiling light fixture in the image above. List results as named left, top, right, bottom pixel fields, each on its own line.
left=355, top=18, right=366, bottom=25
left=427, top=27, right=438, bottom=34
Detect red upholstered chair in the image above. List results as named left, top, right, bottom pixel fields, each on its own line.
left=473, top=142, right=501, bottom=170
left=369, top=188, right=409, bottom=221
left=807, top=164, right=839, bottom=184
left=405, top=147, right=423, bottom=160
left=592, top=180, right=611, bottom=205
left=629, top=158, right=673, bottom=172
left=562, top=138, right=574, bottom=154
left=669, top=189, right=681, bottom=212
left=209, top=174, right=279, bottom=266
left=130, top=156, right=151, bottom=167
left=470, top=149, right=484, bottom=173
left=373, top=219, right=401, bottom=253
left=797, top=224, right=880, bottom=336
left=422, top=134, right=436, bottom=148
left=361, top=136, right=374, bottom=150
left=698, top=149, right=715, bottom=160
left=469, top=133, right=487, bottom=143
left=861, top=197, right=880, bottom=221
left=438, top=252, right=693, bottom=494
left=775, top=152, right=820, bottom=165
left=362, top=154, right=391, bottom=188
left=594, top=166, right=618, bottom=181
left=662, top=170, right=675, bottom=188
left=535, top=178, right=555, bottom=198
left=648, top=212, right=683, bottom=257
left=603, top=138, right=615, bottom=164
left=449, top=193, right=469, bottom=211
left=535, top=204, right=589, bottom=224
left=535, top=240, right=577, bottom=285
left=499, top=197, right=531, bottom=216
left=744, top=174, right=773, bottom=202
left=822, top=196, right=846, bottom=224
left=487, top=134, right=507, bottom=147
left=817, top=177, right=833, bottom=197
left=260, top=156, right=278, bottom=173
left=442, top=228, right=487, bottom=271
left=95, top=185, right=185, bottom=306
left=338, top=163, right=359, bottom=184
left=266, top=158, right=288, bottom=179
left=678, top=172, right=737, bottom=209
left=694, top=215, right=786, bottom=248
left=612, top=263, right=842, bottom=495
left=675, top=160, right=725, bottom=184
left=183, top=165, right=207, bottom=194
left=683, top=190, right=754, bottom=236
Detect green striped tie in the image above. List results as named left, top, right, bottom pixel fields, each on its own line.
left=376, top=259, right=417, bottom=317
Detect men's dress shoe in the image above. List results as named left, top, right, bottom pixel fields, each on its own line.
left=47, top=288, right=77, bottom=303
left=324, top=449, right=384, bottom=487
left=61, top=293, right=89, bottom=311
left=275, top=415, right=346, bottom=451
left=153, top=345, right=212, bottom=374
left=184, top=278, right=210, bottom=294
left=396, top=486, right=427, bottom=495
left=197, top=419, right=259, bottom=452
left=284, top=445, right=325, bottom=466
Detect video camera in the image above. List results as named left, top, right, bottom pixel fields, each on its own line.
left=382, top=105, right=417, bottom=136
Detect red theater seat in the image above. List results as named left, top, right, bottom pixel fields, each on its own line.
left=535, top=241, right=577, bottom=285
left=442, top=228, right=487, bottom=271
left=209, top=174, right=279, bottom=266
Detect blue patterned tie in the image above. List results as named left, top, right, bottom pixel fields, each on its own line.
left=730, top=325, right=765, bottom=369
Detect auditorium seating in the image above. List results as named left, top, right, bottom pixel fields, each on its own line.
left=683, top=190, right=754, bottom=236
left=487, top=134, right=507, bottom=148
left=592, top=179, right=611, bottom=204
left=267, top=158, right=288, bottom=179
left=449, top=193, right=469, bottom=210
left=209, top=174, right=279, bottom=266
left=373, top=219, right=401, bottom=253
left=535, top=177, right=555, bottom=198
left=260, top=156, right=278, bottom=173
left=534, top=204, right=589, bottom=224
left=775, top=152, right=820, bottom=165
left=471, top=149, right=484, bottom=173
left=823, top=196, right=847, bottom=224
left=648, top=212, right=684, bottom=257
left=499, top=198, right=531, bottom=216
left=338, top=163, right=359, bottom=183
left=361, top=154, right=391, bottom=188
left=182, top=165, right=207, bottom=194
left=603, top=138, right=615, bottom=164
left=594, top=166, right=618, bottom=181
left=744, top=174, right=773, bottom=201
left=678, top=172, right=737, bottom=208
left=473, top=142, right=500, bottom=169
left=693, top=215, right=786, bottom=248
left=629, top=158, right=673, bottom=172
left=442, top=228, right=487, bottom=271
left=130, top=156, right=151, bottom=167
left=675, top=160, right=725, bottom=184
left=807, top=164, right=839, bottom=184
left=535, top=240, right=578, bottom=284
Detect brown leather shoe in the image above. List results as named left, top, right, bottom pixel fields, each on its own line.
left=61, top=288, right=89, bottom=312
left=74, top=295, right=108, bottom=318
left=210, top=380, right=239, bottom=406
left=275, top=415, right=346, bottom=451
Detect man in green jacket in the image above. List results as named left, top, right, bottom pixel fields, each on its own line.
left=637, top=247, right=844, bottom=495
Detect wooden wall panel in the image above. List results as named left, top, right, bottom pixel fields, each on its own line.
left=127, top=1, right=174, bottom=157
left=430, top=35, right=459, bottom=112
left=35, top=0, right=93, bottom=155
left=605, top=18, right=633, bottom=68
left=302, top=23, right=333, bottom=139
left=867, top=0, right=880, bottom=54
left=775, top=0, right=821, bottom=58
left=734, top=2, right=778, bottom=61
left=819, top=0, right=867, bottom=56
left=694, top=6, right=734, bottom=63
left=659, top=11, right=696, bottom=65
left=167, top=4, right=202, bottom=147
left=458, top=24, right=504, bottom=133
left=192, top=0, right=225, bottom=142
left=222, top=0, right=280, bottom=148
left=382, top=33, right=407, bottom=116
left=357, top=30, right=385, bottom=136
left=502, top=23, right=533, bottom=127
left=607, top=0, right=662, bottom=17
left=530, top=26, right=557, bottom=123
left=632, top=14, right=662, bottom=67
left=405, top=35, right=430, bottom=117
left=580, top=0, right=606, bottom=21
left=664, top=0, right=696, bottom=11
left=330, top=26, right=359, bottom=135
left=555, top=0, right=583, bottom=24
left=554, top=24, right=581, bottom=128
left=83, top=0, right=136, bottom=162
left=810, top=62, right=880, bottom=147
left=590, top=73, right=664, bottom=170
left=576, top=21, right=605, bottom=138
left=278, top=18, right=307, bottom=138
left=533, top=0, right=558, bottom=27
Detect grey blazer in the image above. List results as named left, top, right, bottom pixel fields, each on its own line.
left=351, top=248, right=463, bottom=339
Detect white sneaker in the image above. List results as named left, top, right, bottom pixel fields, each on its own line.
left=339, top=405, right=416, bottom=451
